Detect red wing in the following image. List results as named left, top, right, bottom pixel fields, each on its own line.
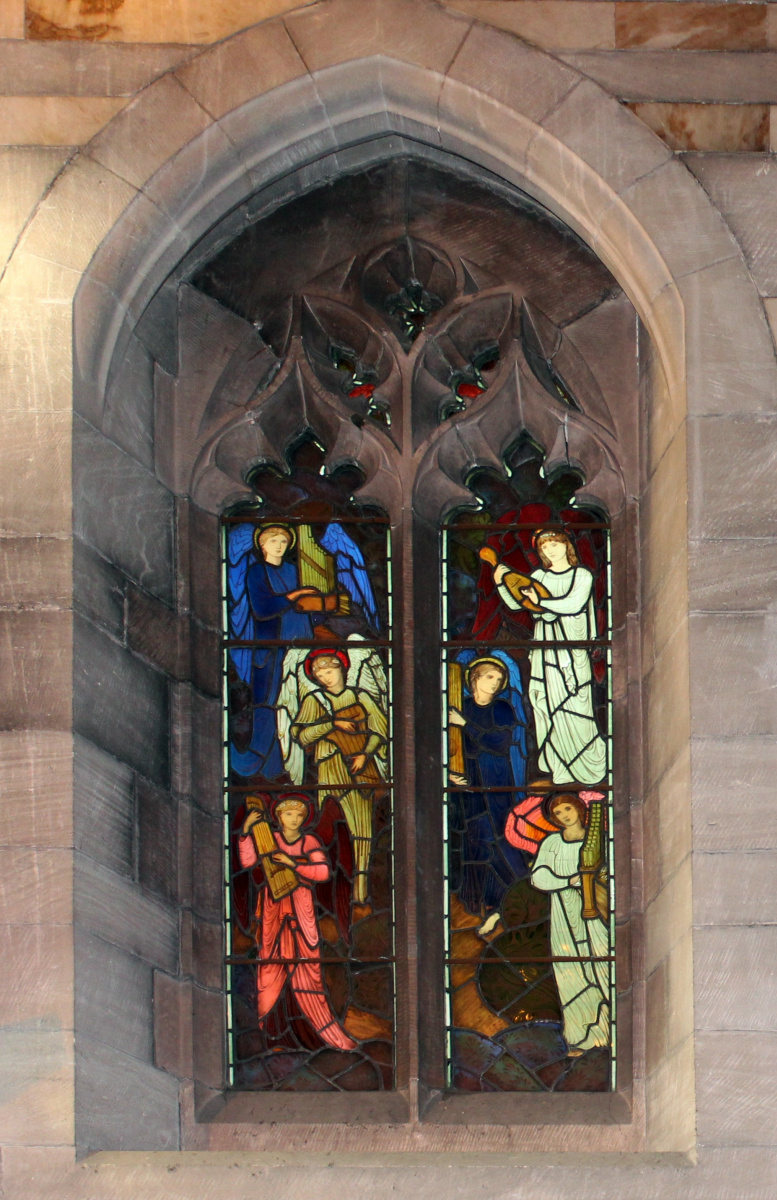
left=313, top=796, right=354, bottom=946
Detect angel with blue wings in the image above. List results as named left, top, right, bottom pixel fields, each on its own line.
left=227, top=521, right=380, bottom=779
left=448, top=650, right=530, bottom=937
left=275, top=637, right=389, bottom=906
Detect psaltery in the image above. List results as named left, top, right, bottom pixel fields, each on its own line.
left=447, top=661, right=466, bottom=778
left=579, top=799, right=609, bottom=923
left=245, top=794, right=298, bottom=901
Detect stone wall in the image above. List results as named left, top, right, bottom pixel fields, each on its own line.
left=1, top=1, right=776, bottom=1196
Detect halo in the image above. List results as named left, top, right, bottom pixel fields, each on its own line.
left=304, top=646, right=351, bottom=681
left=254, top=523, right=296, bottom=556
left=464, top=655, right=508, bottom=693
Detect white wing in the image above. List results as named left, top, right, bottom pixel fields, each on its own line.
left=275, top=648, right=313, bottom=785
left=346, top=634, right=389, bottom=776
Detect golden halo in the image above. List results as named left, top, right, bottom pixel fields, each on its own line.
left=253, top=523, right=296, bottom=556
left=464, top=655, right=508, bottom=693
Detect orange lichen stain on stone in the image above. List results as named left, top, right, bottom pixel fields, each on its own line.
left=26, top=1, right=124, bottom=40
left=615, top=2, right=768, bottom=52
left=629, top=102, right=770, bottom=153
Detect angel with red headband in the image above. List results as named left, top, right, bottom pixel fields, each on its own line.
left=239, top=793, right=356, bottom=1051
left=277, top=639, right=388, bottom=906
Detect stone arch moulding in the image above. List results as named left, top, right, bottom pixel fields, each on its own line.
left=14, top=0, right=766, bottom=1158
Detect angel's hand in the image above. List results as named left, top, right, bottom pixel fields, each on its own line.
left=449, top=772, right=468, bottom=787
left=286, top=587, right=318, bottom=601
left=349, top=754, right=367, bottom=774
left=334, top=718, right=358, bottom=732
left=242, top=810, right=262, bottom=834
left=493, top=563, right=509, bottom=585
left=272, top=852, right=297, bottom=870
left=448, top=707, right=466, bottom=728
left=521, top=585, right=539, bottom=606
left=569, top=874, right=581, bottom=888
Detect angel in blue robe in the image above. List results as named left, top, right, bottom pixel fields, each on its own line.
left=227, top=521, right=379, bottom=779
left=448, top=651, right=529, bottom=936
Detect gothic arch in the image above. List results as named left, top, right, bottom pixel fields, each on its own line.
left=7, top=0, right=773, bottom=1156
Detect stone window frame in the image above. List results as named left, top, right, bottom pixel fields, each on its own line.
left=49, top=0, right=771, bottom=1156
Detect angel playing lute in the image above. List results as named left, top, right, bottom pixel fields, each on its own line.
left=276, top=638, right=389, bottom=906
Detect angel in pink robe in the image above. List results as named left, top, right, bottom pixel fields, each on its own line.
left=239, top=794, right=356, bottom=1052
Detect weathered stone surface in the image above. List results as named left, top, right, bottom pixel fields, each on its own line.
left=645, top=856, right=692, bottom=977
left=0, top=146, right=68, bottom=270
left=443, top=0, right=614, bottom=51
left=192, top=983, right=224, bottom=1089
left=191, top=690, right=222, bottom=816
left=0, top=536, right=70, bottom=609
left=689, top=415, right=777, bottom=538
left=87, top=74, right=211, bottom=192
left=26, top=0, right=315, bottom=44
left=687, top=156, right=777, bottom=297
left=188, top=503, right=220, bottom=630
left=153, top=972, right=193, bottom=1079
left=0, top=411, right=71, bottom=537
left=0, top=41, right=196, bottom=96
left=562, top=49, right=777, bottom=104
left=191, top=809, right=222, bottom=924
left=0, top=1022, right=74, bottom=1147
left=73, top=616, right=169, bottom=785
left=0, top=923, right=73, bottom=1027
left=642, top=746, right=692, bottom=908
left=74, top=853, right=177, bottom=973
left=689, top=613, right=777, bottom=738
left=695, top=1031, right=777, bottom=1146
left=694, top=925, right=777, bottom=1032
left=193, top=917, right=223, bottom=991
left=75, top=1037, right=179, bottom=1155
left=0, top=846, right=71, bottom=926
left=102, top=334, right=156, bottom=472
left=74, top=928, right=153, bottom=1062
left=689, top=537, right=777, bottom=613
left=137, top=780, right=178, bottom=903
left=644, top=622, right=691, bottom=793
left=73, top=734, right=134, bottom=878
left=73, top=538, right=125, bottom=641
left=692, top=736, right=777, bottom=851
left=73, top=417, right=174, bottom=604
left=0, top=0, right=23, bottom=38
left=694, top=850, right=777, bottom=927
left=0, top=730, right=73, bottom=848
left=126, top=584, right=186, bottom=681
left=0, top=609, right=72, bottom=732
left=0, top=96, right=128, bottom=147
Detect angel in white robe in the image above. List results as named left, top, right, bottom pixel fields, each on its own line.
left=493, top=529, right=607, bottom=786
left=276, top=637, right=389, bottom=905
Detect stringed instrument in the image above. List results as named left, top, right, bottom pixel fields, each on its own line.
left=579, top=799, right=609, bottom=923
left=478, top=545, right=551, bottom=613
left=246, top=794, right=298, bottom=901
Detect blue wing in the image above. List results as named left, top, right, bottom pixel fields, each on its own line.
left=319, top=522, right=379, bottom=630
left=456, top=648, right=528, bottom=787
left=227, top=523, right=256, bottom=683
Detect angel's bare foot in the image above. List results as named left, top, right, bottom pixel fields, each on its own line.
left=477, top=911, right=502, bottom=938
left=567, top=1047, right=585, bottom=1057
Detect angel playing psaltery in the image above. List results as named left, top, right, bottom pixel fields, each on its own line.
left=226, top=520, right=380, bottom=779
left=276, top=637, right=389, bottom=906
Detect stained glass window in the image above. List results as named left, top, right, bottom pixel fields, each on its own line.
left=222, top=442, right=395, bottom=1092
left=441, top=444, right=615, bottom=1093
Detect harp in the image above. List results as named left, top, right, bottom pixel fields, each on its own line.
left=246, top=794, right=298, bottom=901
left=447, top=661, right=466, bottom=779
left=296, top=524, right=350, bottom=614
left=579, top=799, right=608, bottom=922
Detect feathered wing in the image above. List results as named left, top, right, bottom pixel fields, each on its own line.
left=275, top=648, right=313, bottom=784
left=346, top=634, right=389, bottom=777
left=319, top=522, right=379, bottom=631
left=227, top=523, right=256, bottom=684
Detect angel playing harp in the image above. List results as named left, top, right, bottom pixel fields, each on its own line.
left=227, top=520, right=380, bottom=779
left=276, top=638, right=389, bottom=906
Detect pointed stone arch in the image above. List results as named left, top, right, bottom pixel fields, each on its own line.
left=6, top=0, right=774, bottom=1158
